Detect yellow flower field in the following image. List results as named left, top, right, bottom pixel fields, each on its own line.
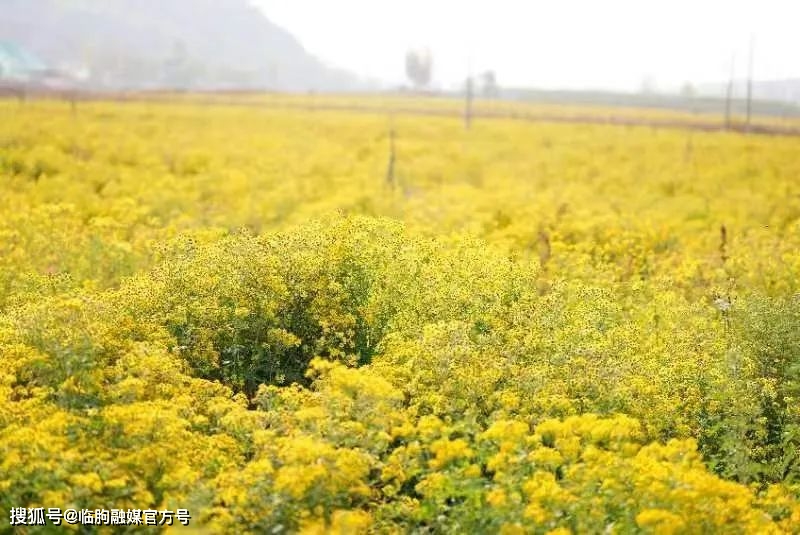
left=1, top=96, right=800, bottom=533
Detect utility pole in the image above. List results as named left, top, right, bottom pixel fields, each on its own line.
left=464, top=75, right=474, bottom=130
left=464, top=46, right=474, bottom=130
left=725, top=54, right=735, bottom=130
left=746, top=34, right=755, bottom=131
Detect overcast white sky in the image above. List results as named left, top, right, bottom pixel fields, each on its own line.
left=254, top=0, right=800, bottom=92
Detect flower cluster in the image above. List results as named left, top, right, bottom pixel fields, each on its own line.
left=1, top=96, right=800, bottom=532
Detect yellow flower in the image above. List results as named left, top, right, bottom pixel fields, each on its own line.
left=487, top=488, right=508, bottom=507
left=499, top=523, right=526, bottom=535
left=635, top=509, right=686, bottom=534
left=428, top=438, right=473, bottom=469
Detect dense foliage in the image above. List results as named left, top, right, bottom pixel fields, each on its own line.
left=1, top=98, right=800, bottom=533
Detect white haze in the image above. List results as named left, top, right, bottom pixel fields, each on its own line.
left=255, top=0, right=800, bottom=92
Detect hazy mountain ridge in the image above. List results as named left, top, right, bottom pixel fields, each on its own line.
left=0, top=0, right=363, bottom=91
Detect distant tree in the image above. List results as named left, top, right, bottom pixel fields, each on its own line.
left=482, top=70, right=498, bottom=97
left=405, top=49, right=432, bottom=89
left=680, top=82, right=696, bottom=99
left=164, top=40, right=191, bottom=89
left=639, top=75, right=657, bottom=95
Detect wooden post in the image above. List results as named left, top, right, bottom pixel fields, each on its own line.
left=720, top=224, right=728, bottom=264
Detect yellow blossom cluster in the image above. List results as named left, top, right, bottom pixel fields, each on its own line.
left=1, top=96, right=800, bottom=532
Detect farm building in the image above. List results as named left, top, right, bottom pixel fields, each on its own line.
left=0, top=41, right=77, bottom=90
left=0, top=41, right=48, bottom=82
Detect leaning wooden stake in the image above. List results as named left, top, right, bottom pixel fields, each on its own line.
left=720, top=224, right=728, bottom=264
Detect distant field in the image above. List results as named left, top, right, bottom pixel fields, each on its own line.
left=122, top=91, right=800, bottom=133
left=5, top=86, right=800, bottom=133
left=1, top=96, right=800, bottom=532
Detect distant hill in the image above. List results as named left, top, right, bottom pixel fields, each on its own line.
left=0, top=0, right=363, bottom=91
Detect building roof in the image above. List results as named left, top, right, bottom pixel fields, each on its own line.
left=0, top=42, right=48, bottom=81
